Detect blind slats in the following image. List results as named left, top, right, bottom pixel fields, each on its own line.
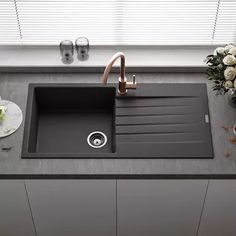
left=0, top=1, right=20, bottom=43
left=0, top=0, right=235, bottom=45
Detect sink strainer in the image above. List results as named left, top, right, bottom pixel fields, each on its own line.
left=87, top=131, right=107, bottom=148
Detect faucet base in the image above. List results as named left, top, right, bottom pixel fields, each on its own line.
left=118, top=89, right=128, bottom=96
left=118, top=77, right=128, bottom=95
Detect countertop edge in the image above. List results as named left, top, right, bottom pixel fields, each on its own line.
left=0, top=174, right=236, bottom=179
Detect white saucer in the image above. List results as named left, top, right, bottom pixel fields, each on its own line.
left=0, top=100, right=23, bottom=138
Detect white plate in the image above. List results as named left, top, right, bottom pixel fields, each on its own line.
left=0, top=100, right=23, bottom=138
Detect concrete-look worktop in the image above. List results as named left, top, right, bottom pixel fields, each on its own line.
left=0, top=72, right=236, bottom=178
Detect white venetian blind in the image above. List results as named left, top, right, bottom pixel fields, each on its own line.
left=0, top=0, right=236, bottom=45
left=0, top=0, right=20, bottom=43
left=214, top=0, right=236, bottom=43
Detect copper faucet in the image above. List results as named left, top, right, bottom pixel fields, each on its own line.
left=101, top=52, right=137, bottom=95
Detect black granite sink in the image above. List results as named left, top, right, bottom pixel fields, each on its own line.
left=22, top=83, right=213, bottom=159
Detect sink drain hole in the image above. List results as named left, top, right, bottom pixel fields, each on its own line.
left=87, top=131, right=107, bottom=148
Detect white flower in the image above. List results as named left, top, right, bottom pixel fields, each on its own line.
left=229, top=47, right=236, bottom=56
left=225, top=44, right=235, bottom=52
left=224, top=67, right=236, bottom=80
left=223, top=55, right=236, bottom=66
left=214, top=47, right=225, bottom=55
left=234, top=80, right=236, bottom=88
left=224, top=80, right=234, bottom=88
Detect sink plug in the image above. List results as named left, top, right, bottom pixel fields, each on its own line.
left=87, top=131, right=107, bottom=149
left=101, top=52, right=137, bottom=95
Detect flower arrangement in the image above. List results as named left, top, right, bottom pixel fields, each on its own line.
left=206, top=44, right=236, bottom=95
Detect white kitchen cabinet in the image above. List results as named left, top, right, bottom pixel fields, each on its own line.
left=25, top=180, right=116, bottom=236
left=117, top=179, right=208, bottom=236
left=198, top=180, right=236, bottom=236
left=0, top=180, right=36, bottom=236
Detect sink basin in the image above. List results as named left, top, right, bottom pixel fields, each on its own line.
left=22, top=83, right=213, bottom=159
left=22, top=84, right=116, bottom=157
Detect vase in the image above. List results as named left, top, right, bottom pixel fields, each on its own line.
left=226, top=89, right=236, bottom=108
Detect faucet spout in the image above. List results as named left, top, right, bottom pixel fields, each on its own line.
left=102, top=52, right=125, bottom=85
left=101, top=52, right=137, bottom=95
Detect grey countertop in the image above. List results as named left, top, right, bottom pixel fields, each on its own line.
left=0, top=72, right=236, bottom=178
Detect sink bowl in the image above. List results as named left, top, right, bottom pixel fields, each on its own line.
left=22, top=84, right=116, bottom=157
left=22, top=83, right=213, bottom=159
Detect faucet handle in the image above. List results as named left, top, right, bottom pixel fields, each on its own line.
left=132, top=74, right=136, bottom=84
left=126, top=74, right=137, bottom=90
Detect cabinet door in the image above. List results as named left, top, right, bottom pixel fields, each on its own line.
left=26, top=180, right=116, bottom=236
left=0, top=180, right=36, bottom=236
left=198, top=180, right=236, bottom=236
left=117, top=180, right=208, bottom=236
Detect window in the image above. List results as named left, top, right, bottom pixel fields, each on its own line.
left=0, top=0, right=236, bottom=45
